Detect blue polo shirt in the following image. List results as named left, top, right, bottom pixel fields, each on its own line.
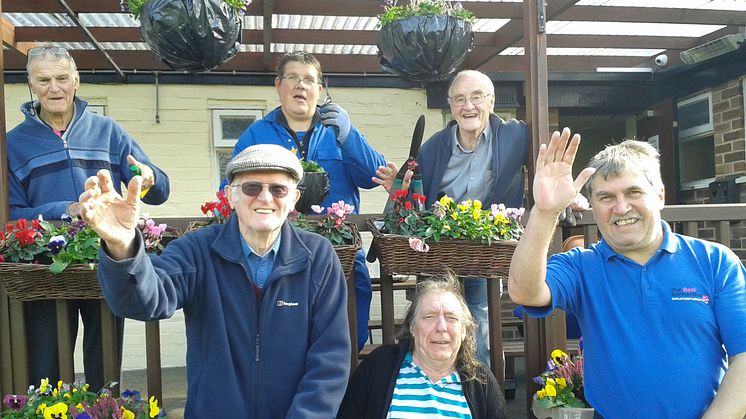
left=525, top=221, right=746, bottom=418
left=240, top=234, right=281, bottom=289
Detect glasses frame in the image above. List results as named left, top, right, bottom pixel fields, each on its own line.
left=27, top=46, right=71, bottom=58
left=230, top=181, right=292, bottom=199
left=279, top=74, right=320, bottom=87
left=447, top=93, right=494, bottom=108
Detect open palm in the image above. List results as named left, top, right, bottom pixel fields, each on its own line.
left=533, top=128, right=595, bottom=214
left=79, top=170, right=141, bottom=251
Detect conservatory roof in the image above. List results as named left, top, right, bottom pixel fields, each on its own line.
left=2, top=0, right=746, bottom=77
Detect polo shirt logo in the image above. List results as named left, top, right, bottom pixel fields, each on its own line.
left=276, top=300, right=299, bottom=307
left=671, top=287, right=710, bottom=304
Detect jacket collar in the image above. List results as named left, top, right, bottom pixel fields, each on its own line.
left=21, top=96, right=88, bottom=123
left=210, top=213, right=311, bottom=277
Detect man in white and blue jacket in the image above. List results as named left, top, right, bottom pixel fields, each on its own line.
left=221, top=51, right=389, bottom=351
left=5, top=46, right=169, bottom=391
left=83, top=144, right=350, bottom=418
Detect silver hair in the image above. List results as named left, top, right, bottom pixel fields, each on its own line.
left=585, top=139, right=663, bottom=197
left=448, top=69, right=495, bottom=98
left=26, top=46, right=78, bottom=77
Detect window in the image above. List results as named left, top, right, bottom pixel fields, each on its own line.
left=677, top=92, right=715, bottom=189
left=211, top=109, right=263, bottom=185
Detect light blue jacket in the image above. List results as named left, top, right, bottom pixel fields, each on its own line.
left=222, top=106, right=385, bottom=212
left=6, top=98, right=169, bottom=220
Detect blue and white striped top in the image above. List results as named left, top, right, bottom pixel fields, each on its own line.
left=386, top=352, right=472, bottom=418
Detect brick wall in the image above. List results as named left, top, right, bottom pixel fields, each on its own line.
left=678, top=77, right=746, bottom=257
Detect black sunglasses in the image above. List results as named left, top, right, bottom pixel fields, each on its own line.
left=231, top=182, right=291, bottom=198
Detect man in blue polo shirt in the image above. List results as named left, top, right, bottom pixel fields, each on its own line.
left=509, top=129, right=746, bottom=418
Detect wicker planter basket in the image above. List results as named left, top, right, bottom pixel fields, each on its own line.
left=332, top=223, right=362, bottom=280
left=0, top=263, right=101, bottom=301
left=367, top=218, right=516, bottom=278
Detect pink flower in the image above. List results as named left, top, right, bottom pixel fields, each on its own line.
left=311, top=205, right=324, bottom=214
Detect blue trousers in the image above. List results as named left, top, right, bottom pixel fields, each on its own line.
left=463, top=277, right=492, bottom=367
left=353, top=249, right=372, bottom=351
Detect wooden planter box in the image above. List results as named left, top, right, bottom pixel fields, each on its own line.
left=367, top=219, right=516, bottom=279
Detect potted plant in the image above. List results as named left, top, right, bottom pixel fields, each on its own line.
left=290, top=201, right=361, bottom=280
left=377, top=0, right=476, bottom=81
left=296, top=159, right=330, bottom=214
left=0, top=215, right=169, bottom=301
left=125, top=0, right=251, bottom=71
left=2, top=379, right=161, bottom=418
left=367, top=191, right=524, bottom=278
left=532, top=346, right=595, bottom=419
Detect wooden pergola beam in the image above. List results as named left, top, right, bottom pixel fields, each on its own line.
left=262, top=0, right=274, bottom=71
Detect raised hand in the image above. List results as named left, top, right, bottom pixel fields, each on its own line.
left=319, top=102, right=351, bottom=143
left=79, top=169, right=141, bottom=259
left=372, top=161, right=413, bottom=193
left=533, top=128, right=595, bottom=216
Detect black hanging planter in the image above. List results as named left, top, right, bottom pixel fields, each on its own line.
left=296, top=172, right=330, bottom=214
left=378, top=15, right=474, bottom=82
left=139, top=0, right=242, bottom=72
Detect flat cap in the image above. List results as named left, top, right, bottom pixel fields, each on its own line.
left=225, top=144, right=304, bottom=183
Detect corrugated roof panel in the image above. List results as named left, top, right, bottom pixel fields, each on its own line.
left=272, top=43, right=377, bottom=55
left=3, top=12, right=74, bottom=27
left=577, top=0, right=746, bottom=11
left=79, top=13, right=139, bottom=27
left=547, top=21, right=725, bottom=37
left=500, top=47, right=665, bottom=56
left=472, top=18, right=511, bottom=32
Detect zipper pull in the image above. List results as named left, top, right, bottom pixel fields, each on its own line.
left=255, top=333, right=261, bottom=362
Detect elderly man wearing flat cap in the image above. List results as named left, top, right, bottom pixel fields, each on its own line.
left=78, top=144, right=350, bottom=418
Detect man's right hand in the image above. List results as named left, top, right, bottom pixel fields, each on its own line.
left=533, top=128, right=595, bottom=218
left=79, top=169, right=141, bottom=260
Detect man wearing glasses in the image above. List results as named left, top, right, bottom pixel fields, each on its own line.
left=81, top=144, right=350, bottom=418
left=415, top=70, right=529, bottom=369
left=221, top=51, right=390, bottom=352
left=5, top=46, right=170, bottom=390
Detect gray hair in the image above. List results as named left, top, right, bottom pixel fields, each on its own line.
left=448, top=70, right=495, bottom=98
left=397, top=272, right=484, bottom=383
left=585, top=139, right=663, bottom=197
left=26, top=46, right=78, bottom=76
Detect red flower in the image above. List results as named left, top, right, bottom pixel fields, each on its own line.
left=5, top=224, right=13, bottom=232
left=0, top=255, right=5, bottom=263
left=392, top=189, right=408, bottom=200
left=404, top=201, right=413, bottom=211
left=15, top=219, right=27, bottom=230
left=31, top=219, right=41, bottom=229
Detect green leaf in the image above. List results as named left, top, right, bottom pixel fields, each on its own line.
left=50, top=260, right=69, bottom=274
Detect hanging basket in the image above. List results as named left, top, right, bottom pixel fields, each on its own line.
left=367, top=218, right=516, bottom=278
left=377, top=15, right=474, bottom=82
left=296, top=171, right=330, bottom=214
left=0, top=263, right=101, bottom=301
left=139, top=0, right=242, bottom=71
left=333, top=223, right=362, bottom=281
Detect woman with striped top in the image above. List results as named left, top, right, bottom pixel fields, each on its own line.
left=338, top=273, right=506, bottom=418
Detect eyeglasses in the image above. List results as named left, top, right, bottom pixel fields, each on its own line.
left=280, top=74, right=320, bottom=87
left=28, top=46, right=71, bottom=58
left=447, top=93, right=493, bottom=107
left=231, top=182, right=291, bottom=198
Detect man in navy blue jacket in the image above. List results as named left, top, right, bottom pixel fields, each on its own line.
left=81, top=144, right=350, bottom=418
left=5, top=46, right=169, bottom=391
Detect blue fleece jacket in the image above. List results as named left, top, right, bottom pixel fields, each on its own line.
left=222, top=106, right=386, bottom=212
left=416, top=114, right=528, bottom=209
left=96, top=215, right=351, bottom=418
left=6, top=98, right=169, bottom=220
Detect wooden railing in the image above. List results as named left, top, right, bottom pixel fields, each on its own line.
left=2, top=205, right=745, bottom=415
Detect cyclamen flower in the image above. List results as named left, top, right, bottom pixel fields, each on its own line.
left=47, top=235, right=67, bottom=255
left=311, top=205, right=324, bottom=214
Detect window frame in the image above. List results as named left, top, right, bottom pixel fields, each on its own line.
left=677, top=91, right=716, bottom=190
left=211, top=108, right=264, bottom=187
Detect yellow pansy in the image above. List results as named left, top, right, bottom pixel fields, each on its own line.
left=545, top=383, right=557, bottom=397
left=76, top=403, right=84, bottom=410
left=555, top=377, right=567, bottom=389
left=149, top=396, right=161, bottom=418
left=43, top=402, right=68, bottom=419
left=537, top=389, right=547, bottom=399
left=439, top=195, right=454, bottom=207
left=121, top=407, right=135, bottom=419
left=57, top=380, right=64, bottom=390
left=473, top=200, right=482, bottom=210
left=551, top=349, right=569, bottom=365
left=36, top=403, right=47, bottom=414
left=39, top=378, right=51, bottom=394
left=52, top=388, right=58, bottom=397
left=451, top=212, right=458, bottom=221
